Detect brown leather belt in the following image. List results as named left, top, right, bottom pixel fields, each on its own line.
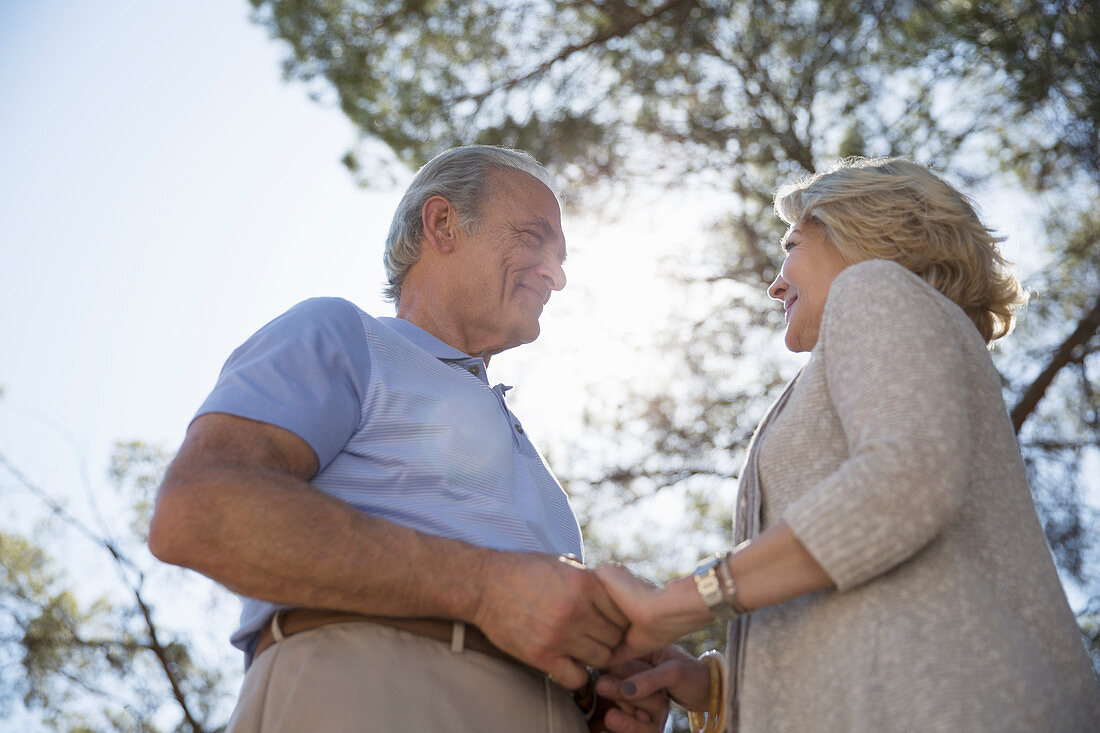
left=252, top=609, right=518, bottom=667
left=253, top=608, right=599, bottom=719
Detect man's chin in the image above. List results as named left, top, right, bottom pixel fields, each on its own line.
left=518, top=322, right=541, bottom=345
left=488, top=322, right=540, bottom=357
left=512, top=321, right=541, bottom=347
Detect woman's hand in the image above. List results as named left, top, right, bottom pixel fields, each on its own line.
left=594, top=563, right=713, bottom=663
left=596, top=646, right=712, bottom=714
left=589, top=658, right=671, bottom=733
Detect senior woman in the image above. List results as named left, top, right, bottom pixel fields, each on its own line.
left=594, top=158, right=1100, bottom=732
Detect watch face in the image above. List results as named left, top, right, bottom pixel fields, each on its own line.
left=695, top=554, right=722, bottom=574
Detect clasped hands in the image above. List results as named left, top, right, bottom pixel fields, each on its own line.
left=473, top=553, right=713, bottom=732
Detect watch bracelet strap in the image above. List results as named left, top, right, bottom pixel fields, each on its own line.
left=715, top=550, right=749, bottom=615
left=694, top=554, right=738, bottom=622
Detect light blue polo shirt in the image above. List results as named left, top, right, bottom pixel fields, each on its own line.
left=194, top=297, right=583, bottom=660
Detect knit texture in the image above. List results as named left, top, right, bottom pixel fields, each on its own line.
left=734, top=259, right=1100, bottom=732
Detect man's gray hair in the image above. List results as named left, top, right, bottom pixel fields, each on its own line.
left=383, top=145, right=563, bottom=304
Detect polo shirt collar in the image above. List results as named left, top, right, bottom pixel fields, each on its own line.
left=378, top=316, right=477, bottom=362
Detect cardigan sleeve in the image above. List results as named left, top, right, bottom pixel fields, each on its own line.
left=782, top=259, right=973, bottom=591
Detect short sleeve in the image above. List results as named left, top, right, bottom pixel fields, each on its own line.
left=782, top=260, right=972, bottom=591
left=195, top=297, right=370, bottom=470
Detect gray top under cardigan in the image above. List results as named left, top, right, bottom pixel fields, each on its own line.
left=730, top=259, right=1100, bottom=732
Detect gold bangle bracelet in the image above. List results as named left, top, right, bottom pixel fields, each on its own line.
left=688, top=650, right=728, bottom=733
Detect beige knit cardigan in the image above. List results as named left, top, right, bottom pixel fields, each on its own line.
left=728, top=259, right=1100, bottom=732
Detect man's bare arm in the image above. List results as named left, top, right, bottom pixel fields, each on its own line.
left=148, top=412, right=625, bottom=688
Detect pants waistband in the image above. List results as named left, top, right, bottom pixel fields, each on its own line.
left=252, top=608, right=518, bottom=667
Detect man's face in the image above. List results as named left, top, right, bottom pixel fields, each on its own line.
left=450, top=169, right=567, bottom=355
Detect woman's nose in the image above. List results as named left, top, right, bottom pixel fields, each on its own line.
left=768, top=272, right=787, bottom=301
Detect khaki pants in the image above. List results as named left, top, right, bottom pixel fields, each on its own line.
left=226, top=621, right=587, bottom=732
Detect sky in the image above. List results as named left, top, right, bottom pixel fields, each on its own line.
left=0, top=1, right=1092, bottom=727
left=0, top=1, right=694, bottom=510
left=0, top=2, right=393, bottom=486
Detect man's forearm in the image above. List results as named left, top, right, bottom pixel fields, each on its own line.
left=150, top=463, right=488, bottom=622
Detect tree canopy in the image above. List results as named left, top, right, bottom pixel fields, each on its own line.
left=249, top=0, right=1100, bottom=592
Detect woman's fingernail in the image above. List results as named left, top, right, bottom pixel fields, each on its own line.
left=622, top=681, right=637, bottom=696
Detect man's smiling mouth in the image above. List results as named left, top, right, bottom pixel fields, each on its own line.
left=519, top=283, right=550, bottom=305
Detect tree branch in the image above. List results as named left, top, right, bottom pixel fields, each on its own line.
left=1011, top=292, right=1100, bottom=433
left=132, top=589, right=206, bottom=733
left=453, top=0, right=701, bottom=104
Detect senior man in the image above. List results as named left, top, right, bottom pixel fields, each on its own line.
left=148, top=146, right=666, bottom=732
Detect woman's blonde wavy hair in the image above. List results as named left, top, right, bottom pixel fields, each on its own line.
left=774, top=157, right=1027, bottom=344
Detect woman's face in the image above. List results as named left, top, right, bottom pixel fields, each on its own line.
left=767, top=219, right=851, bottom=352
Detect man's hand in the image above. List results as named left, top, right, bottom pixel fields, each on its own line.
left=471, top=552, right=629, bottom=689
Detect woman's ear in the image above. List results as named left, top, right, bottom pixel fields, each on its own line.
left=422, top=195, right=459, bottom=253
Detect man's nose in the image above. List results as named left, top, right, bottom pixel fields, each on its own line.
left=538, top=258, right=567, bottom=292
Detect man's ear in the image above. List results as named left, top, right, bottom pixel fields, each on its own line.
left=422, top=196, right=460, bottom=253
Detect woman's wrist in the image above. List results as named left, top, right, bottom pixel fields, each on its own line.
left=661, top=575, right=718, bottom=634
left=687, top=651, right=728, bottom=733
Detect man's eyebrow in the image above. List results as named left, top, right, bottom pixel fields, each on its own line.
left=523, top=216, right=554, bottom=235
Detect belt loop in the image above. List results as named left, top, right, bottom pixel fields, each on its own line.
left=544, top=675, right=555, bottom=733
left=270, top=610, right=286, bottom=643
left=450, top=621, right=466, bottom=653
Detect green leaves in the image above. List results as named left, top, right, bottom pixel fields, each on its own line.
left=0, top=444, right=232, bottom=732
left=2, top=531, right=118, bottom=722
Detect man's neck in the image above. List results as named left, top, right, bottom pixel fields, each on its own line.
left=396, top=299, right=499, bottom=365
